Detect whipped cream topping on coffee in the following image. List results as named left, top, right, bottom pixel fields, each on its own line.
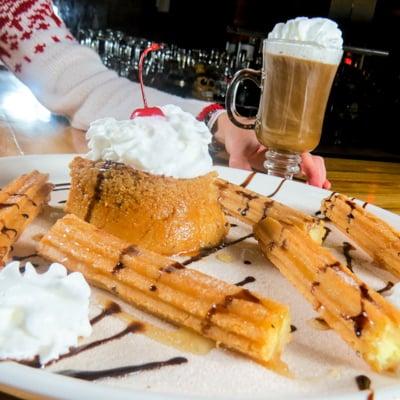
left=0, top=262, right=92, bottom=365
left=267, top=17, right=343, bottom=64
left=86, top=104, right=213, bottom=179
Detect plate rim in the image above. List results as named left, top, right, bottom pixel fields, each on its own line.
left=0, top=153, right=399, bottom=400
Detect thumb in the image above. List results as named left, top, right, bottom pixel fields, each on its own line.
left=229, top=154, right=252, bottom=170
left=301, top=153, right=326, bottom=188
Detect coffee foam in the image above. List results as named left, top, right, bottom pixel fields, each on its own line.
left=265, top=39, right=343, bottom=65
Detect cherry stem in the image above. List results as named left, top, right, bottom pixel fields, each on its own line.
left=138, top=43, right=162, bottom=109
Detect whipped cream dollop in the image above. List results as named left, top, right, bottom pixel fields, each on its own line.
left=267, top=17, right=343, bottom=64
left=0, top=262, right=92, bottom=365
left=86, top=104, right=213, bottom=179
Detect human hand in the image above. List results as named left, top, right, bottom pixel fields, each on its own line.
left=213, top=112, right=331, bottom=189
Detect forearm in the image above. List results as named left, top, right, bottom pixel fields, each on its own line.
left=0, top=0, right=208, bottom=130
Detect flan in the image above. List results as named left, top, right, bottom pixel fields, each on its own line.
left=65, top=156, right=229, bottom=255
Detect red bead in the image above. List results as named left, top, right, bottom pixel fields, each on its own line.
left=130, top=106, right=165, bottom=119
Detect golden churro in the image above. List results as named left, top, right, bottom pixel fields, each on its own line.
left=0, top=171, right=53, bottom=265
left=254, top=216, right=400, bottom=372
left=38, top=214, right=291, bottom=367
left=322, top=192, right=400, bottom=278
left=216, top=178, right=325, bottom=244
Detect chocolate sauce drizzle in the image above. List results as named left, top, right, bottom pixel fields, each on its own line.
left=0, top=202, right=19, bottom=210
left=376, top=281, right=394, bottom=295
left=112, top=245, right=139, bottom=274
left=201, top=289, right=260, bottom=333
left=314, top=210, right=322, bottom=217
left=362, top=202, right=369, bottom=209
left=320, top=261, right=341, bottom=273
left=342, top=242, right=356, bottom=272
left=266, top=179, right=286, bottom=198
left=321, top=227, right=332, bottom=243
left=243, top=260, right=252, bottom=265
left=355, top=375, right=371, bottom=390
left=54, top=182, right=71, bottom=187
left=355, top=374, right=375, bottom=399
left=58, top=200, right=67, bottom=204
left=290, top=325, right=297, bottom=333
left=311, top=281, right=320, bottom=294
left=90, top=302, right=121, bottom=325
left=12, top=252, right=38, bottom=261
left=239, top=171, right=257, bottom=188
left=345, top=199, right=357, bottom=232
left=5, top=192, right=37, bottom=207
left=1, top=226, right=17, bottom=238
left=58, top=356, right=188, bottom=381
left=346, top=284, right=373, bottom=337
left=182, top=233, right=254, bottom=266
left=236, top=190, right=259, bottom=217
left=260, top=200, right=274, bottom=221
left=47, top=322, right=144, bottom=366
left=234, top=276, right=256, bottom=287
left=160, top=261, right=185, bottom=273
left=84, top=160, right=113, bottom=222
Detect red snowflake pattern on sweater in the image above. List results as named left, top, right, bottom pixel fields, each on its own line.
left=0, top=0, right=74, bottom=73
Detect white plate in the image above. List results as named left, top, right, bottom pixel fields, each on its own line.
left=0, top=154, right=400, bottom=400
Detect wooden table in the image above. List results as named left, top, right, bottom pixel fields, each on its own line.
left=1, top=70, right=400, bottom=400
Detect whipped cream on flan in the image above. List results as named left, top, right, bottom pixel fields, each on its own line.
left=86, top=104, right=213, bottom=179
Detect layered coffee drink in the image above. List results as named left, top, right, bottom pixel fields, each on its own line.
left=255, top=18, right=343, bottom=153
left=225, top=17, right=343, bottom=178
left=256, top=46, right=340, bottom=153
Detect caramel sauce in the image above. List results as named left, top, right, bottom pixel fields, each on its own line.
left=97, top=297, right=214, bottom=356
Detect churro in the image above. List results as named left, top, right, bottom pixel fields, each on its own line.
left=0, top=171, right=53, bottom=265
left=255, top=216, right=400, bottom=372
left=321, top=193, right=400, bottom=278
left=38, top=214, right=291, bottom=367
left=216, top=178, right=325, bottom=244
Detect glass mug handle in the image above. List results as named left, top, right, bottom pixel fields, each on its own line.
left=225, top=68, right=262, bottom=130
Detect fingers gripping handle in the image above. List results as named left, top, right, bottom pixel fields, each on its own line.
left=225, top=69, right=261, bottom=130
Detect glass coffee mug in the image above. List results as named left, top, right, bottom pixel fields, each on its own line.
left=226, top=38, right=343, bottom=179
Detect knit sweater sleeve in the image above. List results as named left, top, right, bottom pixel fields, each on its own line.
left=0, top=0, right=209, bottom=130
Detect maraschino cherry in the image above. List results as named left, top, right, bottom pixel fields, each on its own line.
left=130, top=43, right=165, bottom=119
